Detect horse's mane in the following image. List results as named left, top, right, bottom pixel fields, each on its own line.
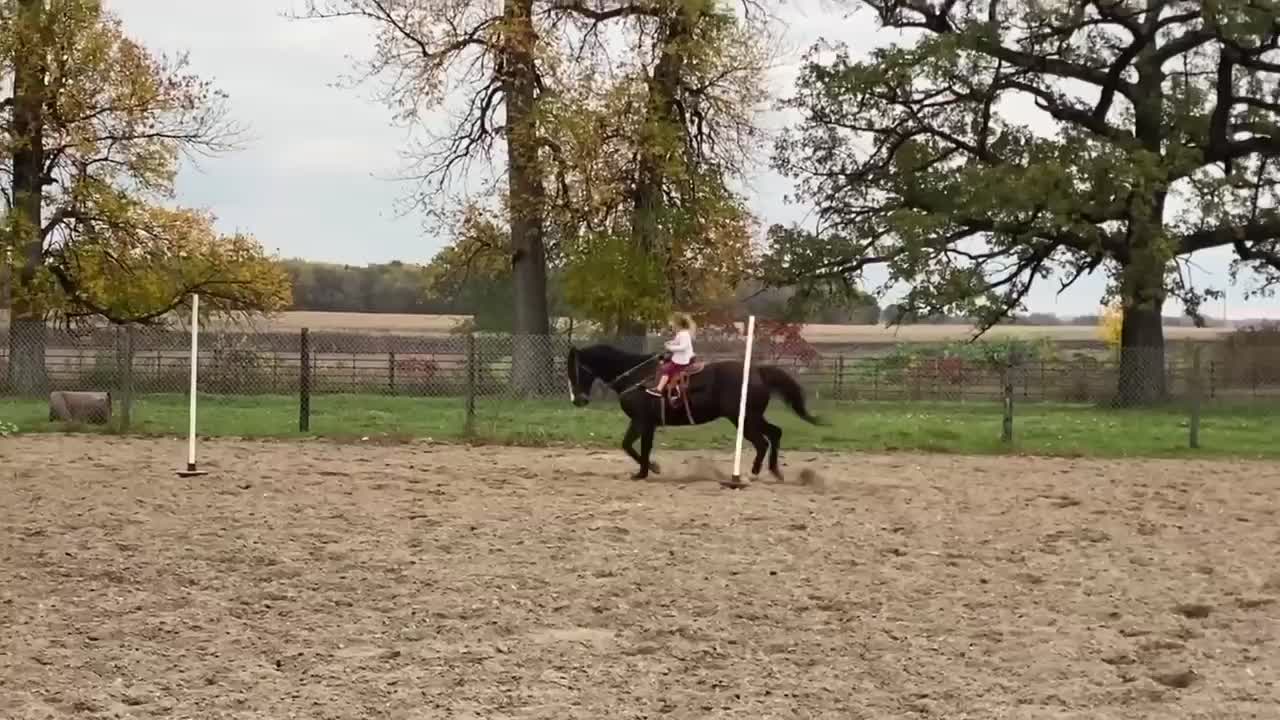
left=573, top=343, right=657, bottom=383
left=576, top=343, right=651, bottom=363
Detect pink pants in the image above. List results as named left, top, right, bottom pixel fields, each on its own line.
left=660, top=359, right=690, bottom=382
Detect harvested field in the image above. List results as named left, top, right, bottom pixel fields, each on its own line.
left=251, top=313, right=1232, bottom=344
left=2, top=436, right=1278, bottom=718
left=0, top=308, right=1236, bottom=343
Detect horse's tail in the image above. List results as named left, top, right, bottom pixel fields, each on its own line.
left=756, top=365, right=822, bottom=425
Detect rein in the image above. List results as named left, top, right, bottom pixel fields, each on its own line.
left=572, top=351, right=660, bottom=397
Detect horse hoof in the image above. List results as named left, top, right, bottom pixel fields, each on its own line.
left=631, top=472, right=648, bottom=480
left=649, top=462, right=661, bottom=474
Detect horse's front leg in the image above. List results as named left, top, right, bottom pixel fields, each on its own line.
left=622, top=421, right=641, bottom=467
left=634, top=422, right=658, bottom=479
left=622, top=421, right=660, bottom=476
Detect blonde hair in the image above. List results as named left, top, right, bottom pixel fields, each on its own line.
left=670, top=312, right=696, bottom=332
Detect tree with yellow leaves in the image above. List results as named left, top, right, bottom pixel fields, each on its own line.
left=420, top=203, right=521, bottom=333
left=2, top=0, right=290, bottom=392
left=1098, top=299, right=1123, bottom=357
left=542, top=0, right=772, bottom=337
left=300, top=0, right=775, bottom=336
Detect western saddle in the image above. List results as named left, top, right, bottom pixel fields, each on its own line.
left=651, top=359, right=706, bottom=424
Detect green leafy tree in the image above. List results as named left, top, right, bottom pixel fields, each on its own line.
left=300, top=0, right=775, bottom=354
left=295, top=0, right=676, bottom=389
left=422, top=204, right=519, bottom=332
left=560, top=229, right=672, bottom=334
left=1, top=0, right=288, bottom=393
left=421, top=202, right=570, bottom=332
left=770, top=0, right=1280, bottom=405
left=756, top=225, right=881, bottom=323
left=543, top=0, right=772, bottom=337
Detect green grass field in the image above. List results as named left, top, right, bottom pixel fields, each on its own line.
left=3, top=392, right=1278, bottom=458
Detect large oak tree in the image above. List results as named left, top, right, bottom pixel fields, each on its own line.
left=544, top=0, right=772, bottom=339
left=298, top=0, right=559, bottom=391
left=770, top=0, right=1280, bottom=404
left=301, top=0, right=774, bottom=363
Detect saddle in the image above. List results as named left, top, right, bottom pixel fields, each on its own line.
left=671, top=360, right=706, bottom=397
left=651, top=359, right=706, bottom=425
left=653, top=359, right=706, bottom=403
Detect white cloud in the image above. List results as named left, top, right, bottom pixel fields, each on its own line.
left=98, top=0, right=1277, bottom=318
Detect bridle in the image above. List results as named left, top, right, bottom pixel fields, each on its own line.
left=567, top=352, right=585, bottom=402
left=568, top=350, right=660, bottom=400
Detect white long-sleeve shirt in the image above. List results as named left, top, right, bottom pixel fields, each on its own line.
left=665, top=329, right=695, bottom=365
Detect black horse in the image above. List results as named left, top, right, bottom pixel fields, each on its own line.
left=566, top=343, right=820, bottom=481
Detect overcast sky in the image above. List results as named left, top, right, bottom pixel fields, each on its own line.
left=104, top=0, right=1276, bottom=319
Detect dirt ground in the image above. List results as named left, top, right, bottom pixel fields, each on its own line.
left=1, top=436, right=1278, bottom=719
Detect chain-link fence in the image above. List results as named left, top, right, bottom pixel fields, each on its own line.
left=1, top=323, right=1278, bottom=453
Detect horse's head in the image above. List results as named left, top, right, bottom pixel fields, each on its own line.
left=566, top=347, right=595, bottom=407
left=567, top=343, right=654, bottom=406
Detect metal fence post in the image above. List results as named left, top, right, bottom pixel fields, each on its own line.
left=299, top=328, right=311, bottom=432
left=118, top=325, right=135, bottom=431
left=1001, top=363, right=1014, bottom=444
left=1189, top=345, right=1202, bottom=449
left=464, top=332, right=477, bottom=436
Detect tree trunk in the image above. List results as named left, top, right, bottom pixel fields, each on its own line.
left=502, top=0, right=551, bottom=394
left=1116, top=264, right=1167, bottom=407
left=1113, top=51, right=1171, bottom=408
left=623, top=10, right=693, bottom=344
left=631, top=26, right=682, bottom=253
left=7, top=0, right=49, bottom=395
left=614, top=317, right=648, bottom=352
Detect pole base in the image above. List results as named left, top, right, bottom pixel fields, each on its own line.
left=177, top=462, right=208, bottom=478
left=719, top=474, right=747, bottom=489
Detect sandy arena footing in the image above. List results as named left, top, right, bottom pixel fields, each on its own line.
left=2, top=435, right=1277, bottom=718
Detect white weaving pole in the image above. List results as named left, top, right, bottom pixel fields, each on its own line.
left=567, top=355, right=576, bottom=404
left=730, top=315, right=756, bottom=484
left=178, top=294, right=207, bottom=477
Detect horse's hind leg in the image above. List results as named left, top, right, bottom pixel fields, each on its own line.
left=742, top=416, right=770, bottom=477
left=762, top=419, right=784, bottom=481
left=726, top=415, right=767, bottom=478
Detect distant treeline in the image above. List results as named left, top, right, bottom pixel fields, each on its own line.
left=0, top=259, right=1237, bottom=328
left=280, top=259, right=1244, bottom=327
left=281, top=260, right=892, bottom=324
left=905, top=310, right=1228, bottom=328
left=284, top=257, right=890, bottom=322
left=284, top=260, right=446, bottom=314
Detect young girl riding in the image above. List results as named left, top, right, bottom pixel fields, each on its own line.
left=649, top=312, right=696, bottom=397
